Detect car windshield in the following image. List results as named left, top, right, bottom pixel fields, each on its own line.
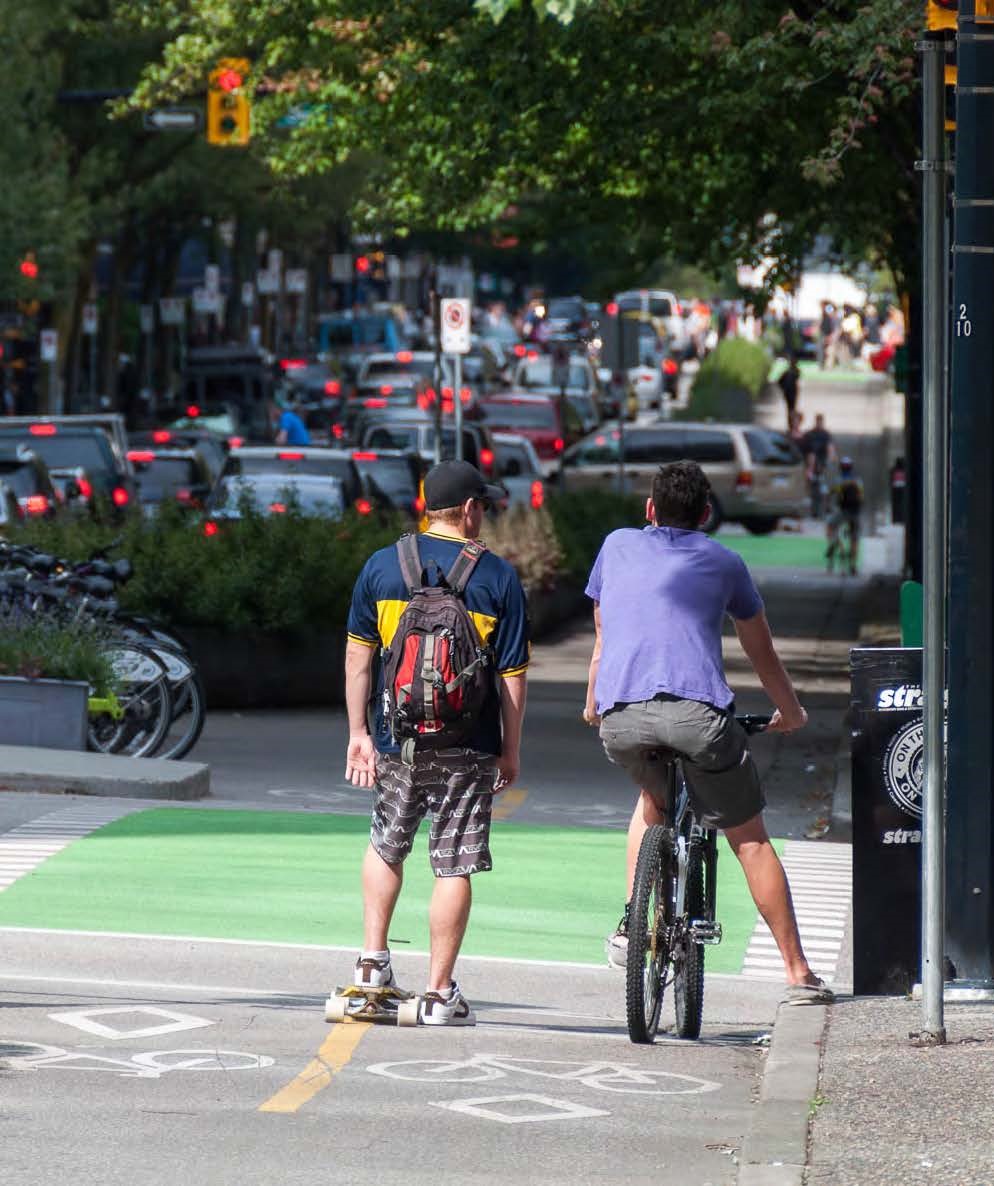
left=352, top=456, right=418, bottom=508
left=547, top=298, right=584, bottom=320
left=134, top=457, right=200, bottom=501
left=214, top=475, right=345, bottom=516
left=517, top=358, right=590, bottom=391
left=494, top=441, right=537, bottom=477
left=364, top=357, right=435, bottom=380
left=483, top=400, right=556, bottom=429
left=229, top=452, right=354, bottom=486
left=0, top=431, right=116, bottom=476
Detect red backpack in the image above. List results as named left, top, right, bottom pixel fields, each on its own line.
left=382, top=534, right=493, bottom=760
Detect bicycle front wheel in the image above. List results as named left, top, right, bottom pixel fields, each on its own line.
left=625, top=825, right=673, bottom=1044
left=674, top=839, right=706, bottom=1040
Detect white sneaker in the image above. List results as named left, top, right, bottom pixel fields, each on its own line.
left=606, top=930, right=628, bottom=970
left=419, top=981, right=476, bottom=1026
left=354, top=955, right=395, bottom=988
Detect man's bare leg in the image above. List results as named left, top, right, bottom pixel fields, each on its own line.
left=724, top=814, right=821, bottom=987
left=626, top=789, right=666, bottom=898
left=362, top=843, right=403, bottom=952
left=427, top=874, right=472, bottom=992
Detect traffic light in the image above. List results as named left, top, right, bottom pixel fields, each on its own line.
left=977, top=0, right=994, bottom=20
left=18, top=253, right=38, bottom=281
left=355, top=255, right=371, bottom=275
left=926, top=0, right=957, bottom=30
left=207, top=58, right=251, bottom=147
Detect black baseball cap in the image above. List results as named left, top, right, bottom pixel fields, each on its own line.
left=423, top=459, right=504, bottom=511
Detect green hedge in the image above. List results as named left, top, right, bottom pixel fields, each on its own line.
left=678, top=338, right=772, bottom=422
left=12, top=493, right=644, bottom=631
left=0, top=613, right=115, bottom=696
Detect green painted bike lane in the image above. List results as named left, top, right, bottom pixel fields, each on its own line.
left=0, top=808, right=781, bottom=974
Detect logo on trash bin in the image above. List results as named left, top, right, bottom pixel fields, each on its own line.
left=883, top=719, right=923, bottom=819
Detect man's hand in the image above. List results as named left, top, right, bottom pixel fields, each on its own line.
left=767, top=705, right=808, bottom=734
left=582, top=703, right=601, bottom=727
left=494, top=752, right=519, bottom=795
left=345, top=733, right=377, bottom=788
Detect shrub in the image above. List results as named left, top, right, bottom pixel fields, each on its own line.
left=486, top=505, right=563, bottom=592
left=678, top=338, right=772, bottom=422
left=0, top=612, right=115, bottom=696
left=546, top=490, right=644, bottom=581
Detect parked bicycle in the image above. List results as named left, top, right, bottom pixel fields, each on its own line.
left=625, top=714, right=771, bottom=1044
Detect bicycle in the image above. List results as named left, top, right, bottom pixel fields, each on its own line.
left=825, top=514, right=858, bottom=576
left=625, top=714, right=770, bottom=1045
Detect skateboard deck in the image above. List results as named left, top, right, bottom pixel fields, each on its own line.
left=325, top=984, right=421, bottom=1026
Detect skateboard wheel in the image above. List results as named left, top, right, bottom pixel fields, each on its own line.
left=397, top=998, right=420, bottom=1026
left=325, top=995, right=348, bottom=1023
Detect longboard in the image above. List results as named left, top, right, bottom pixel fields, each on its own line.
left=325, top=984, right=420, bottom=1026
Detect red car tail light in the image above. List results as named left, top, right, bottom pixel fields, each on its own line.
left=324, top=380, right=342, bottom=396
left=530, top=480, right=544, bottom=510
left=352, top=451, right=378, bottom=461
left=513, top=344, right=527, bottom=357
left=29, top=423, right=57, bottom=436
left=441, top=386, right=454, bottom=399
left=396, top=350, right=413, bottom=363
left=111, top=487, right=130, bottom=508
left=480, top=448, right=495, bottom=472
left=127, top=450, right=155, bottom=463
left=332, top=423, right=345, bottom=439
left=554, top=437, right=565, bottom=453
left=203, top=521, right=219, bottom=537
left=736, top=470, right=754, bottom=492
left=379, top=384, right=394, bottom=396
left=24, top=494, right=49, bottom=515
left=175, top=488, right=193, bottom=504
left=268, top=502, right=287, bottom=514
left=77, top=477, right=93, bottom=500
left=364, top=398, right=387, bottom=409
left=460, top=387, right=472, bottom=403
left=355, top=498, right=373, bottom=515
left=416, top=393, right=431, bottom=410
left=228, top=435, right=244, bottom=448
left=152, top=429, right=171, bottom=444
left=186, top=405, right=200, bottom=418
left=280, top=358, right=307, bottom=371
left=277, top=451, right=305, bottom=461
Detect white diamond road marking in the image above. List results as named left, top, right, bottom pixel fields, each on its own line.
left=48, top=1006, right=215, bottom=1040
left=741, top=840, right=851, bottom=982
left=431, top=1094, right=610, bottom=1124
left=0, top=803, right=146, bottom=893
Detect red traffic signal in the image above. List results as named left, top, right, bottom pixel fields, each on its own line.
left=19, top=255, right=38, bottom=280
left=355, top=255, right=371, bottom=275
left=216, top=68, right=243, bottom=92
left=605, top=301, right=619, bottom=316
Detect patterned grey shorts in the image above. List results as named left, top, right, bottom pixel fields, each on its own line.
left=371, top=748, right=497, bottom=877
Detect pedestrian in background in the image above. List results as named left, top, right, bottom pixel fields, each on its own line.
left=777, top=358, right=801, bottom=431
left=818, top=302, right=837, bottom=370
left=801, top=412, right=836, bottom=519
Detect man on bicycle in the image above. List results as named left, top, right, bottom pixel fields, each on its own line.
left=583, top=460, right=833, bottom=1005
left=825, top=456, right=864, bottom=575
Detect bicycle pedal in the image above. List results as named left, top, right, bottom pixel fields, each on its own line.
left=690, top=920, right=723, bottom=945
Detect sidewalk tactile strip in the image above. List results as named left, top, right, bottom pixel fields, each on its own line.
left=0, top=802, right=147, bottom=892
left=740, top=840, right=851, bottom=982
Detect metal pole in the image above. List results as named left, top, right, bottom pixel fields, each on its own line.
left=918, top=32, right=948, bottom=1045
left=454, top=352, right=464, bottom=461
left=89, top=332, right=97, bottom=410
left=431, top=285, right=442, bottom=466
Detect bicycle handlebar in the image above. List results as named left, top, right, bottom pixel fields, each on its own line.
left=736, top=714, right=772, bottom=735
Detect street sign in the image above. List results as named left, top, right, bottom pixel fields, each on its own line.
left=139, top=304, right=154, bottom=334
left=142, top=107, right=202, bottom=133
left=159, top=297, right=185, bottom=326
left=82, top=304, right=98, bottom=336
left=267, top=248, right=283, bottom=276
left=440, top=298, right=471, bottom=355
left=40, top=329, right=58, bottom=362
left=241, top=281, right=255, bottom=307
left=285, top=268, right=308, bottom=295
left=204, top=265, right=221, bottom=296
left=330, top=253, right=353, bottom=282
left=257, top=269, right=279, bottom=295
left=192, top=287, right=224, bottom=316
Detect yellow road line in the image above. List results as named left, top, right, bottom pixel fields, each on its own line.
left=492, top=787, right=528, bottom=821
left=259, top=1022, right=371, bottom=1114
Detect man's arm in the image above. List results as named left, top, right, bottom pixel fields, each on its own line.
left=497, top=673, right=527, bottom=792
left=734, top=611, right=807, bottom=734
left=583, top=603, right=602, bottom=725
left=344, top=640, right=377, bottom=787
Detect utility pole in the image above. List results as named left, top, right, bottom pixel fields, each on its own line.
left=946, top=0, right=994, bottom=998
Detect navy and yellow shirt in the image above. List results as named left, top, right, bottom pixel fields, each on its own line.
left=347, top=531, right=530, bottom=755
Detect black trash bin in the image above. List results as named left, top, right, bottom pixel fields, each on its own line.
left=851, top=647, right=924, bottom=994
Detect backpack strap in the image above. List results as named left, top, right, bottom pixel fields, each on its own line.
left=397, top=533, right=424, bottom=595
left=446, top=540, right=486, bottom=597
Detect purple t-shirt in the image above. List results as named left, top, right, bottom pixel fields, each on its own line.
left=585, top=526, right=763, bottom=714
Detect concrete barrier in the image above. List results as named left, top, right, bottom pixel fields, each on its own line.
left=0, top=745, right=209, bottom=800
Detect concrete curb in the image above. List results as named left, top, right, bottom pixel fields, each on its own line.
left=0, top=745, right=209, bottom=800
left=737, top=1003, right=829, bottom=1185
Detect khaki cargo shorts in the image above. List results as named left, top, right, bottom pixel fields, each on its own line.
left=599, top=694, right=764, bottom=830
left=371, top=748, right=497, bottom=877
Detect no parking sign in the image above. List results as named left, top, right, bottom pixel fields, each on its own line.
left=440, top=298, right=471, bottom=354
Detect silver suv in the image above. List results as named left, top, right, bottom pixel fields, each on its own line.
left=561, top=422, right=806, bottom=533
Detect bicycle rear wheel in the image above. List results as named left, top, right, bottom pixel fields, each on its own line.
left=625, top=825, right=673, bottom=1044
left=673, top=839, right=706, bottom=1040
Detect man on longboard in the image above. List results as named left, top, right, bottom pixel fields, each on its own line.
left=342, top=460, right=530, bottom=1024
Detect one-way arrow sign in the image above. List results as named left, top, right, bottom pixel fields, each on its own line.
left=143, top=108, right=202, bottom=132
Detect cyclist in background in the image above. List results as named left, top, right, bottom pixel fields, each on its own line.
left=825, top=456, right=864, bottom=575
left=582, top=460, right=833, bottom=1005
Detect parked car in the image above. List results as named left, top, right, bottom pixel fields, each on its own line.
left=544, top=295, right=591, bottom=339
left=129, top=428, right=229, bottom=482
left=349, top=448, right=424, bottom=518
left=205, top=473, right=347, bottom=527
left=222, top=446, right=371, bottom=513
left=358, top=413, right=498, bottom=479
left=480, top=393, right=584, bottom=474
left=0, top=419, right=137, bottom=512
left=128, top=447, right=215, bottom=513
left=0, top=448, right=60, bottom=518
left=614, top=289, right=690, bottom=357
left=560, top=422, right=806, bottom=533
left=491, top=432, right=546, bottom=511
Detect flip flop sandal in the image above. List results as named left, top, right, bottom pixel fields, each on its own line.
left=782, top=978, right=835, bottom=1006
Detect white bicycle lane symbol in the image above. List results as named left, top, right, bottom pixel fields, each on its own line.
left=1, top=1042, right=274, bottom=1080
left=367, top=1054, right=720, bottom=1096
